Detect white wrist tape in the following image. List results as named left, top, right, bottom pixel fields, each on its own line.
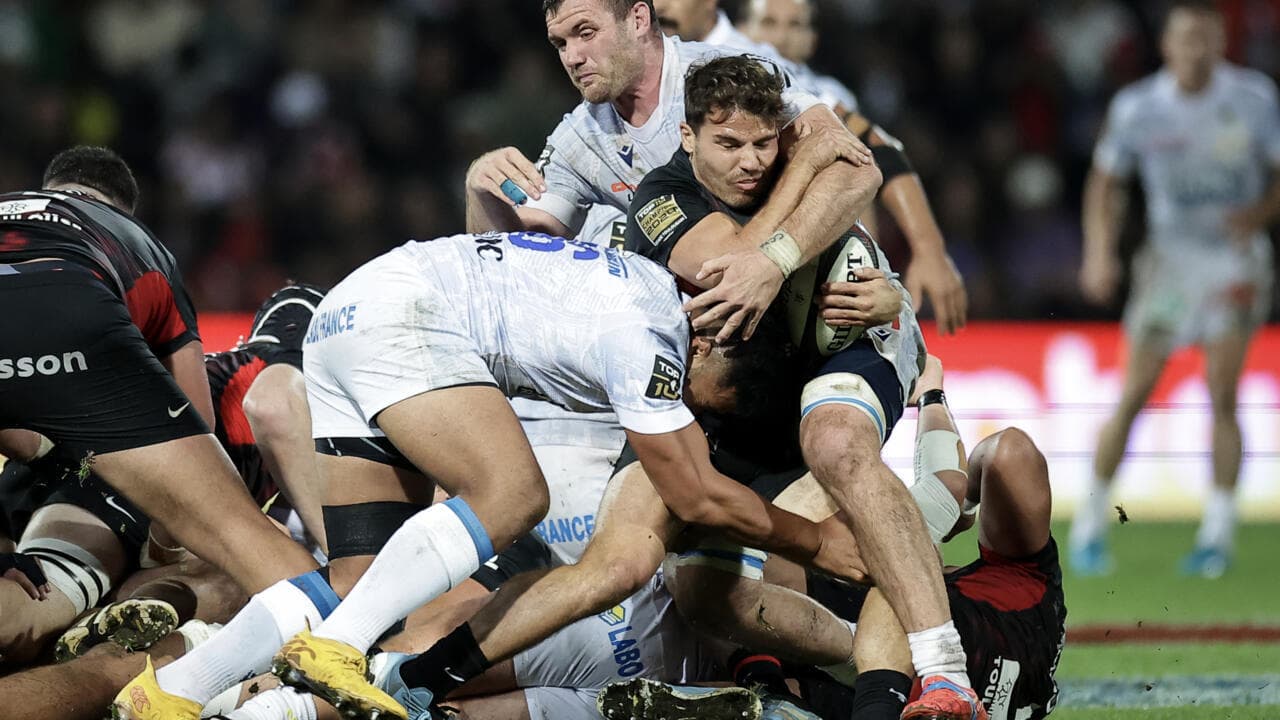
left=911, top=430, right=965, bottom=544
left=961, top=498, right=980, bottom=517
left=759, top=230, right=803, bottom=277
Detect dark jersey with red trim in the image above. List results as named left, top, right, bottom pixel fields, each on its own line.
left=204, top=342, right=302, bottom=505
left=0, top=190, right=198, bottom=356
left=807, top=538, right=1067, bottom=720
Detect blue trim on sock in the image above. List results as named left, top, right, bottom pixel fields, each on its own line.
left=443, top=497, right=495, bottom=561
left=288, top=570, right=341, bottom=618
left=677, top=549, right=766, bottom=570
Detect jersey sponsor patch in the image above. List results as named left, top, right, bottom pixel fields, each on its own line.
left=0, top=198, right=51, bottom=216
left=608, top=219, right=627, bottom=250
left=535, top=144, right=556, bottom=174
left=646, top=355, right=683, bottom=401
left=635, top=195, right=687, bottom=246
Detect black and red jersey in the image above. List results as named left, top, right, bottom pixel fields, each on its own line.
left=0, top=190, right=198, bottom=357
left=204, top=342, right=303, bottom=505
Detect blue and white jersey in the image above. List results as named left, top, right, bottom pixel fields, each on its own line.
left=1094, top=63, right=1280, bottom=250
left=395, top=233, right=693, bottom=435
left=527, top=33, right=819, bottom=235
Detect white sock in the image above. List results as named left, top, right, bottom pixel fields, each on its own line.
left=313, top=499, right=491, bottom=653
left=1070, top=474, right=1112, bottom=549
left=907, top=621, right=970, bottom=689
left=1196, top=485, right=1237, bottom=552
left=222, top=686, right=319, bottom=720
left=156, top=578, right=327, bottom=705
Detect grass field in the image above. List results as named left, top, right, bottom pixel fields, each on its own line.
left=939, top=521, right=1280, bottom=719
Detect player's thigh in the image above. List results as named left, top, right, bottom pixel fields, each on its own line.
left=377, top=386, right=546, bottom=515
left=19, top=502, right=129, bottom=609
left=1113, top=332, right=1173, bottom=411
left=969, top=428, right=1052, bottom=559
left=1203, top=328, right=1252, bottom=413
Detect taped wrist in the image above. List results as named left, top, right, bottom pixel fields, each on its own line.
left=911, top=430, right=965, bottom=544
left=759, top=229, right=803, bottom=277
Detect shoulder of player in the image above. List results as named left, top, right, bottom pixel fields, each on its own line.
left=1219, top=63, right=1279, bottom=105
left=1108, top=74, right=1162, bottom=122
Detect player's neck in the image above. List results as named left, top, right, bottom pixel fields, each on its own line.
left=613, top=39, right=666, bottom=125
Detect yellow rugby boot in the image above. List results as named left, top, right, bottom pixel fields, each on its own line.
left=272, top=629, right=407, bottom=720
left=110, top=655, right=201, bottom=719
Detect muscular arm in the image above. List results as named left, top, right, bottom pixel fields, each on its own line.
left=161, top=340, right=215, bottom=429
left=242, top=364, right=328, bottom=551
left=626, top=423, right=821, bottom=564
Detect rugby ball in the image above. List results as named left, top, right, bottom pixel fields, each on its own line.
left=782, top=224, right=881, bottom=358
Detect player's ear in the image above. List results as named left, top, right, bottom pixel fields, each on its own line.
left=680, top=122, right=696, bottom=154
left=690, top=334, right=714, bottom=358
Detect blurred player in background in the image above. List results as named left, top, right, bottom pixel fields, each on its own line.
left=1073, top=0, right=1280, bottom=578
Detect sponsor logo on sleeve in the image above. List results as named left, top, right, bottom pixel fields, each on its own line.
left=635, top=195, right=686, bottom=246
left=535, top=145, right=555, bottom=174
left=645, top=355, right=683, bottom=401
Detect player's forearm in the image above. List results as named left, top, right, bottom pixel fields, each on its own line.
left=777, top=161, right=882, bottom=265
left=685, top=478, right=823, bottom=562
left=243, top=368, right=328, bottom=550
left=878, top=172, right=947, bottom=258
left=465, top=189, right=524, bottom=234
left=1082, top=168, right=1127, bottom=263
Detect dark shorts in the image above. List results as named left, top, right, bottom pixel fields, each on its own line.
left=804, top=339, right=905, bottom=443
left=0, top=452, right=150, bottom=561
left=804, top=538, right=1067, bottom=720
left=0, top=262, right=208, bottom=457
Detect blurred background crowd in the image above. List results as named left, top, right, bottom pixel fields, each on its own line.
left=0, top=0, right=1277, bottom=316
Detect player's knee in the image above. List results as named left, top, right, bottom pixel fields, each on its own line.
left=588, top=554, right=656, bottom=610
left=802, top=412, right=882, bottom=478
left=989, top=427, right=1044, bottom=474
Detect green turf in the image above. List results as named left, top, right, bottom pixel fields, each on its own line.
left=1058, top=643, right=1280, bottom=678
left=939, top=521, right=1280, bottom=625
left=1053, top=706, right=1277, bottom=719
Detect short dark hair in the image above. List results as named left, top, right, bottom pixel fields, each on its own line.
left=684, top=55, right=786, bottom=130
left=543, top=0, right=656, bottom=22
left=42, top=146, right=139, bottom=212
left=720, top=310, right=803, bottom=430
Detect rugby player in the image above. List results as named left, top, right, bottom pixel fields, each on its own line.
left=0, top=148, right=341, bottom=720
left=1071, top=0, right=1280, bottom=578
left=466, top=0, right=881, bottom=340
left=647, top=0, right=968, bottom=334
left=626, top=56, right=979, bottom=718
left=119, top=230, right=859, bottom=720
left=735, top=0, right=856, bottom=111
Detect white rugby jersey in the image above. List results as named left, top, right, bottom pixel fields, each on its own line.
left=393, top=233, right=694, bottom=435
left=1094, top=63, right=1280, bottom=249
left=702, top=10, right=859, bottom=112
left=527, top=33, right=819, bottom=234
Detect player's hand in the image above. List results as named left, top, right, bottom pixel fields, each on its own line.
left=0, top=552, right=51, bottom=601
left=466, top=147, right=547, bottom=206
left=811, top=516, right=869, bottom=584
left=791, top=123, right=873, bottom=170
left=1079, top=253, right=1121, bottom=306
left=905, top=251, right=967, bottom=335
left=817, top=268, right=905, bottom=327
left=908, top=354, right=945, bottom=405
left=684, top=249, right=786, bottom=343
